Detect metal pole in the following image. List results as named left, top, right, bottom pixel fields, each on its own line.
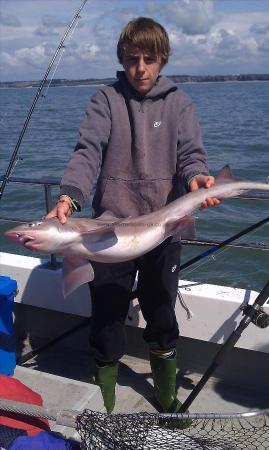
left=44, top=183, right=58, bottom=268
left=0, top=0, right=88, bottom=201
left=180, top=216, right=269, bottom=271
left=178, top=280, right=269, bottom=412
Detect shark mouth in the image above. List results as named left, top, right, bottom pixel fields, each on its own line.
left=12, top=233, right=35, bottom=246
left=20, top=236, right=35, bottom=247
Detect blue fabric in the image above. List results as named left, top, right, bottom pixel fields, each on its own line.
left=8, top=431, right=80, bottom=449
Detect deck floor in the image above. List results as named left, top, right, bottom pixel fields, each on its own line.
left=15, top=327, right=268, bottom=416
left=1, top=311, right=266, bottom=448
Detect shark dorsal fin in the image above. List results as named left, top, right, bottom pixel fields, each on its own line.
left=215, top=165, right=239, bottom=184
left=96, top=210, right=118, bottom=221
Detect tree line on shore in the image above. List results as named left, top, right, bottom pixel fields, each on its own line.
left=1, top=74, right=269, bottom=88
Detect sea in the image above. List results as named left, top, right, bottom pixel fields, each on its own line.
left=0, top=81, right=268, bottom=292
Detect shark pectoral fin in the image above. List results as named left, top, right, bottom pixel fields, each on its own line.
left=81, top=228, right=118, bottom=252
left=166, top=215, right=196, bottom=240
left=62, top=256, right=94, bottom=297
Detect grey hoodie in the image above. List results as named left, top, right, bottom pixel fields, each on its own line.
left=60, top=71, right=209, bottom=217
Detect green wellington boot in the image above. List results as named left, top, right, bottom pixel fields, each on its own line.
left=150, top=350, right=192, bottom=428
left=95, top=361, right=119, bottom=414
left=150, top=350, right=182, bottom=412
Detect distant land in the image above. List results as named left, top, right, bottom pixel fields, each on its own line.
left=0, top=74, right=269, bottom=88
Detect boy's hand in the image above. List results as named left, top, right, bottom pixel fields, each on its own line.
left=189, top=175, right=221, bottom=209
left=45, top=198, right=72, bottom=224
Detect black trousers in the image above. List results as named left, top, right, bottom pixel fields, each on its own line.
left=89, top=238, right=181, bottom=363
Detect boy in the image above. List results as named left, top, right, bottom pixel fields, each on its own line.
left=47, top=17, right=219, bottom=413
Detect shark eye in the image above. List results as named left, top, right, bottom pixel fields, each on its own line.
left=28, top=221, right=43, bottom=228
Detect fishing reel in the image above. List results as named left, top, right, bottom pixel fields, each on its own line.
left=241, top=304, right=269, bottom=328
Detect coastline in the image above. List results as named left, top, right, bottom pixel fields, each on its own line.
left=1, top=74, right=269, bottom=89
left=1, top=80, right=269, bottom=90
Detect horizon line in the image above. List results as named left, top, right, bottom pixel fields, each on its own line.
left=1, top=73, right=269, bottom=84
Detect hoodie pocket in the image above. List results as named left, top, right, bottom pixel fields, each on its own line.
left=94, top=177, right=179, bottom=218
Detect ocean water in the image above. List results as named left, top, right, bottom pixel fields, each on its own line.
left=0, top=81, right=268, bottom=292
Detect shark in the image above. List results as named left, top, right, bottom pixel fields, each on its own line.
left=4, top=166, right=269, bottom=296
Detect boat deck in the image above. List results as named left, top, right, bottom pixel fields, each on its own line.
left=0, top=253, right=267, bottom=445
left=14, top=312, right=269, bottom=421
left=0, top=297, right=266, bottom=449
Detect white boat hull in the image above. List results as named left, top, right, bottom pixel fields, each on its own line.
left=1, top=251, right=268, bottom=354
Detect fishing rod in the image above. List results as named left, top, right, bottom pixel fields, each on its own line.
left=178, top=279, right=269, bottom=412
left=180, top=215, right=269, bottom=271
left=0, top=0, right=88, bottom=202
left=181, top=238, right=269, bottom=250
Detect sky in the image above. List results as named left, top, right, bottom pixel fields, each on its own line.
left=0, top=0, right=269, bottom=82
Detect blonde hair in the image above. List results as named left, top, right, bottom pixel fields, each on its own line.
left=117, top=17, right=170, bottom=66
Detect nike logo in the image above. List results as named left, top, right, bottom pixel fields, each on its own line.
left=153, top=121, right=162, bottom=128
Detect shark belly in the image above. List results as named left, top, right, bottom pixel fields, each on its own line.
left=85, top=224, right=166, bottom=263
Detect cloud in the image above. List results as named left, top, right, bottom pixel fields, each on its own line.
left=41, top=15, right=68, bottom=28
left=249, top=22, right=269, bottom=54
left=1, top=0, right=269, bottom=81
left=33, top=13, right=72, bottom=37
left=33, top=10, right=84, bottom=38
left=0, top=46, right=47, bottom=69
left=15, top=46, right=47, bottom=66
left=163, top=0, right=216, bottom=36
left=252, top=32, right=269, bottom=54
left=213, top=29, right=243, bottom=59
left=34, top=26, right=60, bottom=37
left=258, top=39, right=269, bottom=53
left=0, top=51, right=17, bottom=67
left=146, top=1, right=162, bottom=14
left=164, top=7, right=269, bottom=74
left=250, top=23, right=269, bottom=34
left=0, top=11, right=21, bottom=27
left=79, top=44, right=101, bottom=59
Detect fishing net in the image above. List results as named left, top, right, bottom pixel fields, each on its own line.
left=1, top=399, right=268, bottom=449
left=76, top=409, right=269, bottom=450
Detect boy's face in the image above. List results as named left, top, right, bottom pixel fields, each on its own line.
left=122, top=47, right=163, bottom=95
